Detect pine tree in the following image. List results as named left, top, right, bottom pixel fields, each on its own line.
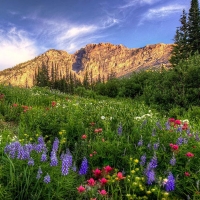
left=188, top=0, right=200, bottom=54
left=83, top=70, right=89, bottom=89
left=170, top=10, right=189, bottom=66
left=170, top=0, right=200, bottom=66
left=36, top=63, right=50, bottom=87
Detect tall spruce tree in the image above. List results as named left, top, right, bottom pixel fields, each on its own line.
left=36, top=63, right=50, bottom=87
left=188, top=0, right=200, bottom=54
left=170, top=0, right=200, bottom=66
left=170, top=10, right=189, bottom=66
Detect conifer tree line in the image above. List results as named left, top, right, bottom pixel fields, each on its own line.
left=35, top=62, right=116, bottom=94
left=170, top=0, right=200, bottom=66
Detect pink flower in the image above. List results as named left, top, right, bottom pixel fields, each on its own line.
left=87, top=178, right=96, bottom=186
left=168, top=118, right=175, bottom=123
left=90, top=154, right=93, bottom=157
left=117, top=172, right=125, bottom=180
left=93, top=168, right=101, bottom=177
left=169, top=143, right=174, bottom=147
left=186, top=152, right=194, bottom=157
left=182, top=123, right=188, bottom=130
left=81, top=134, right=87, bottom=139
left=104, top=165, right=113, bottom=174
left=169, top=144, right=179, bottom=151
left=174, top=120, right=181, bottom=125
left=13, top=103, right=18, bottom=107
left=184, top=172, right=190, bottom=176
left=98, top=189, right=107, bottom=196
left=77, top=185, right=85, bottom=193
left=100, top=177, right=108, bottom=185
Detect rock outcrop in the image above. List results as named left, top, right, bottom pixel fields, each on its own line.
left=0, top=42, right=173, bottom=87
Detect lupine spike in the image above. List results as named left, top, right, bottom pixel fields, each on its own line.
left=79, top=157, right=88, bottom=175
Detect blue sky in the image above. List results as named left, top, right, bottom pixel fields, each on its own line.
left=0, top=0, right=190, bottom=70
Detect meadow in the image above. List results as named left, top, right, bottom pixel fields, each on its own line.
left=0, top=84, right=200, bottom=200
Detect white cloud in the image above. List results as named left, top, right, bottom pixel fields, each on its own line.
left=0, top=27, right=38, bottom=70
left=119, top=0, right=161, bottom=9
left=101, top=17, right=120, bottom=28
left=0, top=10, right=121, bottom=70
left=32, top=16, right=119, bottom=53
left=57, top=25, right=98, bottom=42
left=139, top=4, right=186, bottom=25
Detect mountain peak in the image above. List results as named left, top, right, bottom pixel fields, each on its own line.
left=0, top=42, right=173, bottom=87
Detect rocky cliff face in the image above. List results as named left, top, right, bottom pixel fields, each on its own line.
left=0, top=42, right=173, bottom=87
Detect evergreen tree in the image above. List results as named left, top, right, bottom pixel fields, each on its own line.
left=170, top=10, right=189, bottom=66
left=36, top=63, right=50, bottom=87
left=83, top=70, right=90, bottom=89
left=188, top=0, right=200, bottom=54
left=170, top=0, right=200, bottom=66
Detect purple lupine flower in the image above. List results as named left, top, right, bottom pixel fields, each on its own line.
left=36, top=167, right=43, bottom=179
left=41, top=151, right=48, bottom=162
left=35, top=136, right=46, bottom=153
left=138, top=136, right=143, bottom=146
left=146, top=169, right=155, bottom=185
left=177, top=137, right=184, bottom=145
left=186, top=129, right=190, bottom=135
left=156, top=121, right=162, bottom=130
left=35, top=144, right=44, bottom=153
left=38, top=136, right=45, bottom=145
left=17, top=146, right=26, bottom=160
left=148, top=156, right=157, bottom=169
left=44, top=174, right=50, bottom=184
left=165, top=121, right=170, bottom=130
left=50, top=151, right=58, bottom=166
left=79, top=157, right=88, bottom=175
left=25, top=143, right=34, bottom=152
left=152, top=128, right=156, bottom=136
left=28, top=157, right=34, bottom=166
left=165, top=172, right=175, bottom=191
left=60, top=152, right=65, bottom=160
left=195, top=134, right=200, bottom=141
left=22, top=147, right=31, bottom=160
left=176, top=126, right=182, bottom=133
left=61, top=154, right=72, bottom=175
left=140, top=154, right=146, bottom=166
left=5, top=141, right=21, bottom=159
left=170, top=156, right=176, bottom=166
left=52, top=137, right=59, bottom=152
left=147, top=143, right=151, bottom=149
left=118, top=123, right=122, bottom=135
left=153, top=143, right=159, bottom=150
left=66, top=152, right=73, bottom=167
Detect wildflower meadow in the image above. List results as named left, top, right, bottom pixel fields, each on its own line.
left=0, top=85, right=200, bottom=200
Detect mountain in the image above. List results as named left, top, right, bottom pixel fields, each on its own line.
left=0, top=42, right=173, bottom=87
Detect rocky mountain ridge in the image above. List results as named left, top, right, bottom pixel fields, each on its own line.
left=0, top=42, right=173, bottom=87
